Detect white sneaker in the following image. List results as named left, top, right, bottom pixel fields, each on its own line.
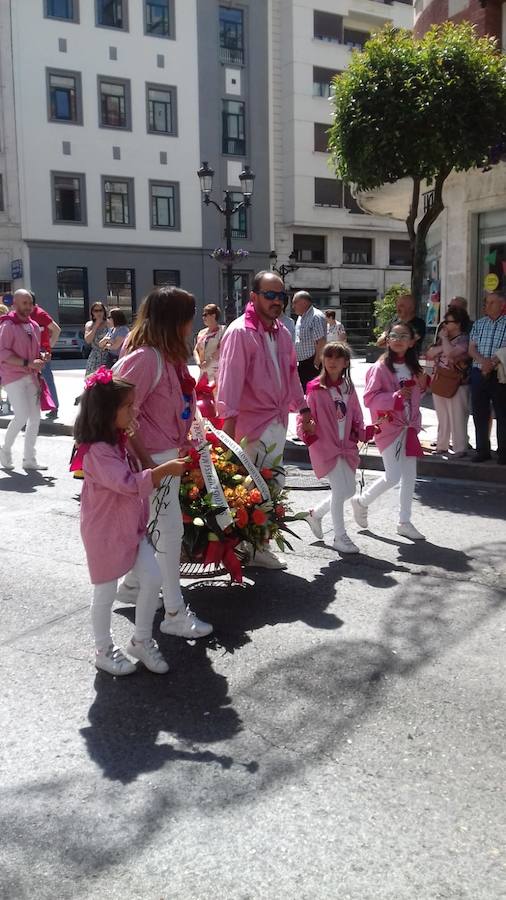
left=159, top=604, right=213, bottom=638
left=23, top=459, right=48, bottom=471
left=95, top=644, right=136, bottom=676
left=333, top=533, right=360, bottom=554
left=397, top=522, right=426, bottom=541
left=244, top=546, right=288, bottom=570
left=351, top=495, right=368, bottom=529
left=126, top=638, right=169, bottom=674
left=0, top=446, right=14, bottom=469
left=306, top=509, right=323, bottom=540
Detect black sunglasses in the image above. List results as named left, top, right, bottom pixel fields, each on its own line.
left=258, top=290, right=288, bottom=303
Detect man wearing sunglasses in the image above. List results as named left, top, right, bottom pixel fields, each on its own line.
left=217, top=271, right=307, bottom=568
left=292, top=291, right=327, bottom=390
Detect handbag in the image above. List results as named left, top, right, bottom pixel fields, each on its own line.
left=430, top=363, right=464, bottom=399
left=39, top=376, right=56, bottom=411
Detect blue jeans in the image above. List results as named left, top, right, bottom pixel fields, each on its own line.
left=42, top=361, right=59, bottom=410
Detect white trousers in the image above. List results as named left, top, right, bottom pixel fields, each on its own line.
left=360, top=435, right=417, bottom=523
left=3, top=376, right=40, bottom=462
left=123, top=448, right=183, bottom=614
left=245, top=420, right=287, bottom=487
left=433, top=385, right=470, bottom=453
left=92, top=537, right=162, bottom=650
left=313, top=458, right=356, bottom=537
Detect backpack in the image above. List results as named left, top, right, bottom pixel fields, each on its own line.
left=112, top=346, right=163, bottom=393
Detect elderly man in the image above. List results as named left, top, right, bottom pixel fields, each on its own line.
left=378, top=293, right=426, bottom=354
left=469, top=291, right=506, bottom=464
left=29, top=291, right=61, bottom=419
left=292, top=290, right=327, bottom=390
left=217, top=271, right=307, bottom=568
left=0, top=289, right=46, bottom=470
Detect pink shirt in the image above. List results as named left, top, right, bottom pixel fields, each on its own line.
left=217, top=302, right=305, bottom=442
left=297, top=377, right=366, bottom=479
left=363, top=359, right=423, bottom=453
left=81, top=442, right=154, bottom=584
left=0, top=313, right=41, bottom=386
left=117, top=347, right=195, bottom=454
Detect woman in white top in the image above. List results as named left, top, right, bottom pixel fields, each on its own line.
left=325, top=309, right=347, bottom=344
left=193, top=303, right=225, bottom=387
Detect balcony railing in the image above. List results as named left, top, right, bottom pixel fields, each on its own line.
left=219, top=46, right=244, bottom=65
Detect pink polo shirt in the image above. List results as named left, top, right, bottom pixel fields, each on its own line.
left=0, top=314, right=41, bottom=386
left=217, top=302, right=305, bottom=442
left=117, top=346, right=195, bottom=454
left=81, top=441, right=154, bottom=584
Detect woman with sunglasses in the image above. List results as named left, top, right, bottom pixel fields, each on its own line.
left=351, top=323, right=429, bottom=541
left=84, top=302, right=109, bottom=376
left=193, top=303, right=225, bottom=390
left=426, top=306, right=471, bottom=457
left=112, top=286, right=213, bottom=640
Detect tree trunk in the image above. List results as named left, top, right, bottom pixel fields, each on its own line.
left=405, top=170, right=449, bottom=309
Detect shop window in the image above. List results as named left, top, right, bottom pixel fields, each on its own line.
left=153, top=269, right=180, bottom=286
left=107, top=268, right=135, bottom=318
left=56, top=266, right=88, bottom=325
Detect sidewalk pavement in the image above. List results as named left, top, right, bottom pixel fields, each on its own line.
left=1, top=357, right=504, bottom=484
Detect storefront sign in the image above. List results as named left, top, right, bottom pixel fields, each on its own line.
left=484, top=273, right=499, bottom=292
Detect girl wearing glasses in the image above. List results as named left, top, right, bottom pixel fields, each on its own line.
left=351, top=323, right=429, bottom=541
left=426, top=306, right=471, bottom=457
left=297, top=342, right=376, bottom=554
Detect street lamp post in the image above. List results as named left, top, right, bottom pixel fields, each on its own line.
left=269, top=250, right=299, bottom=284
left=197, top=161, right=255, bottom=325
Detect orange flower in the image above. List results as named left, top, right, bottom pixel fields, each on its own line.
left=249, top=489, right=262, bottom=505
left=235, top=507, right=249, bottom=528
left=261, top=468, right=274, bottom=480
left=188, top=486, right=200, bottom=501
left=252, top=508, right=267, bottom=526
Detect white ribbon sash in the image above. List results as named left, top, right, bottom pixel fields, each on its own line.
left=191, top=412, right=234, bottom=531
left=206, top=420, right=271, bottom=502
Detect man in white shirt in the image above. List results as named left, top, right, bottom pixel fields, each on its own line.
left=293, top=291, right=327, bottom=390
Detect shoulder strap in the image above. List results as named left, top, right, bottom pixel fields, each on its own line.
left=112, top=346, right=163, bottom=393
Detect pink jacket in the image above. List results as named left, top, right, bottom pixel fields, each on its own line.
left=217, top=302, right=305, bottom=442
left=296, top=377, right=369, bottom=479
left=117, top=347, right=195, bottom=454
left=81, top=441, right=154, bottom=584
left=0, top=313, right=41, bottom=386
left=363, top=359, right=423, bottom=454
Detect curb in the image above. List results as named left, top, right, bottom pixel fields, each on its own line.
left=2, top=415, right=505, bottom=486
left=284, top=440, right=506, bottom=486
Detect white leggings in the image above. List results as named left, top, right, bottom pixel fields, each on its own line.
left=92, top=538, right=162, bottom=650
left=246, top=420, right=287, bottom=488
left=433, top=386, right=470, bottom=453
left=3, top=376, right=40, bottom=461
left=313, top=458, right=356, bottom=537
left=360, top=435, right=417, bottom=523
left=122, top=449, right=183, bottom=614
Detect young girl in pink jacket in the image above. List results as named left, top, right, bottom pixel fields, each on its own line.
left=73, top=367, right=187, bottom=676
left=297, top=343, right=376, bottom=554
left=351, top=323, right=429, bottom=541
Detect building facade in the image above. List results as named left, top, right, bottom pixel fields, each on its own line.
left=2, top=0, right=270, bottom=324
left=269, top=0, right=413, bottom=346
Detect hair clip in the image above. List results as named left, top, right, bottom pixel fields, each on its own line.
left=84, top=366, right=113, bottom=390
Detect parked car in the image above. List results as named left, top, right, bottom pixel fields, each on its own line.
left=52, top=328, right=90, bottom=359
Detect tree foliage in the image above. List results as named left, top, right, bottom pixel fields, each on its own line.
left=329, top=22, right=506, bottom=191
left=328, top=22, right=506, bottom=302
left=373, top=283, right=409, bottom=338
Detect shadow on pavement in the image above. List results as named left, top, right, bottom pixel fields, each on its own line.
left=414, top=479, right=506, bottom=519
left=0, top=471, right=56, bottom=493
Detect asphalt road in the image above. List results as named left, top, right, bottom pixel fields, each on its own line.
left=0, top=435, right=505, bottom=900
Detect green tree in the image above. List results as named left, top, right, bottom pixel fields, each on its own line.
left=373, top=283, right=409, bottom=339
left=328, top=23, right=506, bottom=303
